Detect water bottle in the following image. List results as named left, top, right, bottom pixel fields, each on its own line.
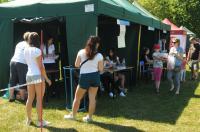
left=122, top=58, right=126, bottom=67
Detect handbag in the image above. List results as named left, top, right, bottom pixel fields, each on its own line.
left=173, top=66, right=181, bottom=72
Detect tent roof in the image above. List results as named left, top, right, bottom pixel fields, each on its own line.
left=162, top=18, right=180, bottom=30
left=180, top=26, right=196, bottom=36
left=0, top=0, right=170, bottom=30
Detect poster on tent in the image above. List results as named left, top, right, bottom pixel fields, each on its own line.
left=117, top=19, right=130, bottom=48
left=170, top=34, right=187, bottom=52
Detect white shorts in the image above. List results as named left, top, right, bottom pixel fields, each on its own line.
left=26, top=75, right=44, bottom=84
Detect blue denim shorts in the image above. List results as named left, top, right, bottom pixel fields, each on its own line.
left=79, top=72, right=100, bottom=89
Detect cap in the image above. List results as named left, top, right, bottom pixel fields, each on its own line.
left=153, top=44, right=160, bottom=50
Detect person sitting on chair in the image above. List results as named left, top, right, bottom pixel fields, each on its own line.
left=106, top=48, right=126, bottom=97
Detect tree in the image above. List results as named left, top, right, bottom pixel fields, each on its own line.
left=0, top=0, right=9, bottom=3
left=128, top=0, right=200, bottom=36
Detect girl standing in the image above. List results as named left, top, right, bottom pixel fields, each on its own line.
left=152, top=44, right=165, bottom=94
left=24, top=32, right=51, bottom=126
left=64, top=36, right=103, bottom=122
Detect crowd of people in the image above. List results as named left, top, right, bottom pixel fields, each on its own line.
left=7, top=31, right=199, bottom=125
left=141, top=37, right=200, bottom=95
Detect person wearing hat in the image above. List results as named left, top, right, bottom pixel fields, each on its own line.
left=187, top=37, right=200, bottom=80
left=167, top=38, right=183, bottom=95
left=152, top=44, right=166, bottom=94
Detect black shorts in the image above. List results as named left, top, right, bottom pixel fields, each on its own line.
left=9, top=61, right=28, bottom=89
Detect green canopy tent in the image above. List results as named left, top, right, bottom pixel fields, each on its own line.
left=0, top=0, right=170, bottom=88
left=132, top=1, right=171, bottom=54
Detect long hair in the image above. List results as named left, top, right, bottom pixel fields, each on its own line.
left=28, top=32, right=40, bottom=48
left=108, top=48, right=117, bottom=62
left=85, top=36, right=100, bottom=60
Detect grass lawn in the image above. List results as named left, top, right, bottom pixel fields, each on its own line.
left=0, top=76, right=200, bottom=132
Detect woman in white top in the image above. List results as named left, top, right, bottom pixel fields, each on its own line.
left=24, top=32, right=51, bottom=127
left=64, top=36, right=103, bottom=122
left=43, top=36, right=57, bottom=66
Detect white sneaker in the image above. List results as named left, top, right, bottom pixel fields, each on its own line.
left=170, top=85, right=175, bottom=91
left=175, top=90, right=179, bottom=95
left=26, top=119, right=32, bottom=126
left=109, top=92, right=114, bottom=98
left=37, top=120, right=50, bottom=127
left=83, top=116, right=93, bottom=123
left=64, top=114, right=75, bottom=120
left=120, top=92, right=126, bottom=97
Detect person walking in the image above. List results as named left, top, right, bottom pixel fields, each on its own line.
left=167, top=38, right=183, bottom=95
left=24, top=32, right=51, bottom=126
left=64, top=36, right=103, bottom=122
left=152, top=44, right=165, bottom=94
left=9, top=32, right=30, bottom=102
left=187, top=37, right=200, bottom=80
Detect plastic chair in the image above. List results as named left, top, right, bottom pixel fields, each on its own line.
left=139, top=61, right=148, bottom=80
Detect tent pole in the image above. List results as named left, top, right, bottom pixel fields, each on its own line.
left=137, top=25, right=142, bottom=80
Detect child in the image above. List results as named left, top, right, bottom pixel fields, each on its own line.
left=180, top=54, right=187, bottom=82
left=141, top=47, right=154, bottom=80
left=152, top=44, right=166, bottom=94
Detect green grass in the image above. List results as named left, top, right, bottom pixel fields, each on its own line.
left=0, top=76, right=200, bottom=132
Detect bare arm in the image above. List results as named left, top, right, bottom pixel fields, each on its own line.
left=98, top=60, right=104, bottom=72
left=36, top=56, right=51, bottom=86
left=145, top=56, right=153, bottom=63
left=75, top=55, right=81, bottom=68
left=175, top=54, right=183, bottom=61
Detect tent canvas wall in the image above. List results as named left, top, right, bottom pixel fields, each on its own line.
left=0, top=0, right=170, bottom=88
left=180, top=26, right=196, bottom=52
left=163, top=18, right=187, bottom=52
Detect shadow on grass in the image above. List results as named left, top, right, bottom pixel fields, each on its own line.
left=95, top=71, right=200, bottom=124
left=45, top=126, right=78, bottom=132
left=91, top=121, right=144, bottom=132
left=31, top=123, right=78, bottom=132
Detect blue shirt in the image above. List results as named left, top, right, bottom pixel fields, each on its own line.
left=175, top=47, right=183, bottom=66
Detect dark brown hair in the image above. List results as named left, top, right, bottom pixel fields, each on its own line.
left=28, top=32, right=40, bottom=48
left=85, top=36, right=100, bottom=59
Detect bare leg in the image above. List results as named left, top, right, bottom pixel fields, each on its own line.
left=26, top=84, right=35, bottom=121
left=88, top=87, right=98, bottom=119
left=119, top=74, right=125, bottom=88
left=72, top=86, right=86, bottom=117
left=35, top=82, right=45, bottom=121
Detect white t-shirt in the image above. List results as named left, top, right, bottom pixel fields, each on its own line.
left=24, top=46, right=42, bottom=76
left=43, top=44, right=55, bottom=64
left=11, top=41, right=28, bottom=64
left=152, top=52, right=163, bottom=68
left=78, top=49, right=103, bottom=74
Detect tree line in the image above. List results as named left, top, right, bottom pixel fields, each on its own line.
left=129, top=0, right=200, bottom=36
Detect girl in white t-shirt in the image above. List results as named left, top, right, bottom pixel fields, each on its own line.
left=24, top=32, right=51, bottom=127
left=64, top=36, right=103, bottom=122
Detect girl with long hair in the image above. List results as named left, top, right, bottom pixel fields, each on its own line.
left=64, top=36, right=103, bottom=122
left=24, top=32, right=51, bottom=126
